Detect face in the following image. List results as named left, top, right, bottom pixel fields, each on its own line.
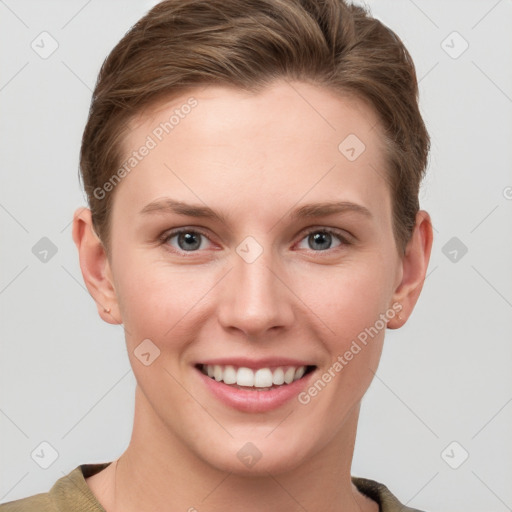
left=100, top=80, right=405, bottom=474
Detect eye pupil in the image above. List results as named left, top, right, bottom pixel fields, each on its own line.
left=309, top=232, right=331, bottom=251
left=179, top=232, right=201, bottom=251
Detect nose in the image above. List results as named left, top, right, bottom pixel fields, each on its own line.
left=216, top=243, right=295, bottom=340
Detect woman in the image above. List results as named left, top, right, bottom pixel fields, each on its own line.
left=0, top=0, right=432, bottom=511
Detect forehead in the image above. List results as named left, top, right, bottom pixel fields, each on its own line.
left=113, top=80, right=392, bottom=227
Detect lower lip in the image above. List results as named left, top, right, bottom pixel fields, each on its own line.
left=196, top=367, right=315, bottom=413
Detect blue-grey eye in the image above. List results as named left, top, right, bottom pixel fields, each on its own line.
left=164, top=230, right=209, bottom=252
left=310, top=232, right=332, bottom=250
left=297, top=229, right=344, bottom=252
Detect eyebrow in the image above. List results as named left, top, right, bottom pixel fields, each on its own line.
left=139, top=197, right=373, bottom=223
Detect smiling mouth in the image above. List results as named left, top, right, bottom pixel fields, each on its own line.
left=196, top=363, right=316, bottom=391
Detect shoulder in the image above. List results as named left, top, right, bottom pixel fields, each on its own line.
left=0, top=463, right=111, bottom=512
left=0, top=491, right=56, bottom=512
left=352, top=475, right=428, bottom=512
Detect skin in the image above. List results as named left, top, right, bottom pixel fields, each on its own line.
left=72, top=80, right=433, bottom=512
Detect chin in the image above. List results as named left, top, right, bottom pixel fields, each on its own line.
left=194, top=435, right=312, bottom=476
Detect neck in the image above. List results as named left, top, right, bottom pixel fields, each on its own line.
left=91, top=385, right=375, bottom=512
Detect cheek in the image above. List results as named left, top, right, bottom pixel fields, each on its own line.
left=114, top=256, right=212, bottom=337
left=298, top=258, right=392, bottom=335
left=297, top=267, right=389, bottom=431
left=298, top=258, right=391, bottom=395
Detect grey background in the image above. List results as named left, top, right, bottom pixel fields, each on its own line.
left=1, top=1, right=511, bottom=511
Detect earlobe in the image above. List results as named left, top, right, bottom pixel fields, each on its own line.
left=388, top=210, right=433, bottom=330
left=71, top=207, right=121, bottom=325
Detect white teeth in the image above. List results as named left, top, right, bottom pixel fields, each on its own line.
left=284, top=367, right=296, bottom=384
left=236, top=367, right=254, bottom=387
left=272, top=367, right=285, bottom=385
left=294, top=366, right=306, bottom=381
left=223, top=365, right=237, bottom=385
left=213, top=365, right=223, bottom=381
left=254, top=368, right=273, bottom=388
left=201, top=364, right=311, bottom=388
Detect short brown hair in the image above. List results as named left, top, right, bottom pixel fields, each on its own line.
left=79, top=0, right=430, bottom=256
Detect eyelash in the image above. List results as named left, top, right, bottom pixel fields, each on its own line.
left=158, top=226, right=352, bottom=256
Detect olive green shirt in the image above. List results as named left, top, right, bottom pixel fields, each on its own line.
left=0, top=462, right=426, bottom=511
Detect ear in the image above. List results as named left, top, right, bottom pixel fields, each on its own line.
left=387, top=210, right=433, bottom=329
left=71, top=207, right=121, bottom=325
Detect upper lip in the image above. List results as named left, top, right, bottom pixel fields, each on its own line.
left=195, top=357, right=316, bottom=370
